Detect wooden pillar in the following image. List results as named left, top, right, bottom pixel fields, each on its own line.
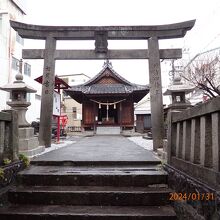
left=120, top=102, right=122, bottom=132
left=93, top=102, right=96, bottom=133
left=39, top=36, right=56, bottom=147
left=148, top=37, right=164, bottom=151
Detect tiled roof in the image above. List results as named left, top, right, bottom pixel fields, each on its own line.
left=65, top=62, right=149, bottom=96
left=67, top=83, right=148, bottom=95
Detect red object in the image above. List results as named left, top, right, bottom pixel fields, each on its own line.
left=60, top=115, right=68, bottom=129
left=35, top=75, right=70, bottom=143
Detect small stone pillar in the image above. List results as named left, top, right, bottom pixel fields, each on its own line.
left=0, top=69, right=44, bottom=157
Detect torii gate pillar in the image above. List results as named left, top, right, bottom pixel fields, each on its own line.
left=38, top=37, right=56, bottom=147
left=148, top=37, right=164, bottom=150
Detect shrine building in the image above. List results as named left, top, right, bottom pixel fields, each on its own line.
left=65, top=62, right=149, bottom=132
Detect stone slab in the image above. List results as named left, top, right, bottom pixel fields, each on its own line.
left=0, top=204, right=177, bottom=219
left=32, top=136, right=160, bottom=163
left=19, top=127, right=34, bottom=139
left=19, top=137, right=39, bottom=151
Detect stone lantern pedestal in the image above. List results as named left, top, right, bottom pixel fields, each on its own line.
left=160, top=72, right=195, bottom=160
left=0, top=72, right=44, bottom=157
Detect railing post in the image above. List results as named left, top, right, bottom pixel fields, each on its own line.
left=176, top=122, right=183, bottom=158
left=212, top=112, right=220, bottom=172
left=0, top=121, right=5, bottom=161
left=182, top=120, right=191, bottom=160
left=167, top=111, right=177, bottom=164
left=200, top=115, right=212, bottom=168
left=167, top=111, right=172, bottom=164
left=190, top=118, right=200, bottom=164
left=4, top=110, right=19, bottom=161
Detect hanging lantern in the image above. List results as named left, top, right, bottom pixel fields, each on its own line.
left=99, top=103, right=101, bottom=109
left=114, top=103, right=116, bottom=109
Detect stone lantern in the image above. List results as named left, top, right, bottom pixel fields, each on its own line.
left=2, top=73, right=36, bottom=127
left=0, top=64, right=44, bottom=157
left=164, top=72, right=194, bottom=110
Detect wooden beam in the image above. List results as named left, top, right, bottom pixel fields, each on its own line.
left=22, top=49, right=182, bottom=60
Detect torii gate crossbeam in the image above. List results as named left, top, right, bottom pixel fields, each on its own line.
left=10, top=20, right=195, bottom=149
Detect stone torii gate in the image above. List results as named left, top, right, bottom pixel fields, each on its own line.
left=10, top=20, right=195, bottom=149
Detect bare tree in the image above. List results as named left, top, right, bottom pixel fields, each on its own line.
left=182, top=54, right=220, bottom=98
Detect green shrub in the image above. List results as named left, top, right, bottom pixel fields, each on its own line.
left=19, top=154, right=30, bottom=167
left=0, top=168, right=4, bottom=179
left=3, top=158, right=12, bottom=165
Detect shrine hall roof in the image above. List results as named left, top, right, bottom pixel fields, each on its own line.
left=65, top=62, right=149, bottom=102
left=71, top=83, right=148, bottom=94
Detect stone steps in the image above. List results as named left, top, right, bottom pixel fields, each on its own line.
left=17, top=165, right=167, bottom=187
left=0, top=163, right=176, bottom=219
left=9, top=185, right=171, bottom=206
left=0, top=205, right=177, bottom=220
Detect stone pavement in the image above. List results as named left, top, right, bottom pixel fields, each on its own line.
left=32, top=135, right=159, bottom=164
left=0, top=135, right=177, bottom=219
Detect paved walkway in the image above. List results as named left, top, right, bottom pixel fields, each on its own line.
left=32, top=136, right=159, bottom=163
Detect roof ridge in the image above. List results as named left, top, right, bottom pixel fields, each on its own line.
left=83, top=64, right=133, bottom=86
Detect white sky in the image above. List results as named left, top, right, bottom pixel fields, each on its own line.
left=22, top=0, right=220, bottom=87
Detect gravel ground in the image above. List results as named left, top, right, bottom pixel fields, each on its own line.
left=127, top=137, right=153, bottom=151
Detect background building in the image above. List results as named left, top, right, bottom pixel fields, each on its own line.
left=134, top=95, right=152, bottom=133
left=59, top=73, right=90, bottom=130
left=0, top=0, right=41, bottom=123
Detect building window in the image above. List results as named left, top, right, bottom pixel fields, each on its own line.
left=72, top=107, right=77, bottom=119
left=63, top=90, right=69, bottom=98
left=24, top=63, right=31, bottom=77
left=0, top=15, right=2, bottom=34
left=35, top=94, right=41, bottom=100
left=12, top=57, right=19, bottom=71
left=16, top=32, right=24, bottom=45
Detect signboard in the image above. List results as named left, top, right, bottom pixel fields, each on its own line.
left=53, top=91, right=61, bottom=116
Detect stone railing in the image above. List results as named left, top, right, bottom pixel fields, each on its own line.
left=0, top=110, right=19, bottom=163
left=166, top=97, right=220, bottom=219
left=167, top=96, right=220, bottom=188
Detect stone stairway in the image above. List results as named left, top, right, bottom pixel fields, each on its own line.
left=0, top=161, right=177, bottom=219
left=96, top=126, right=121, bottom=135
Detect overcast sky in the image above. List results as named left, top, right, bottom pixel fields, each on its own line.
left=23, top=0, right=220, bottom=87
